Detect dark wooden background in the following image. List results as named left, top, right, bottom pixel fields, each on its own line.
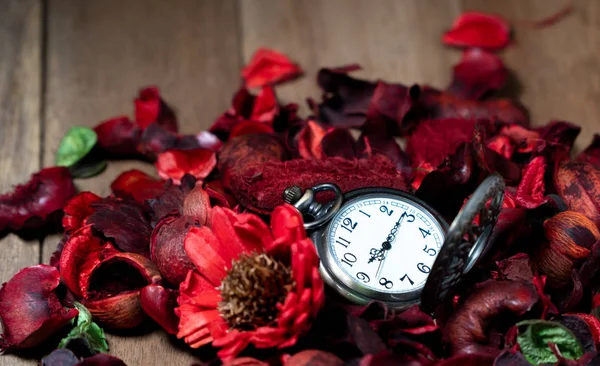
left=1, top=1, right=599, bottom=365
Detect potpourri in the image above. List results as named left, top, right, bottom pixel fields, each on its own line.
left=1, top=8, right=599, bottom=366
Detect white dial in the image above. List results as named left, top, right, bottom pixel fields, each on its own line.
left=324, top=193, right=445, bottom=299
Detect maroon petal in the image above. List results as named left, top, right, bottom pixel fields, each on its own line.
left=209, top=88, right=254, bottom=140
left=249, top=86, right=279, bottom=123
left=297, top=120, right=326, bottom=159
left=577, top=134, right=600, bottom=169
left=485, top=208, right=528, bottom=263
left=77, top=354, right=127, bottom=366
left=150, top=214, right=197, bottom=285
left=86, top=198, right=152, bottom=257
left=229, top=121, right=274, bottom=139
left=366, top=81, right=413, bottom=134
left=94, top=116, right=142, bottom=156
left=0, top=167, right=76, bottom=231
left=204, top=180, right=238, bottom=209
left=147, top=177, right=196, bottom=226
left=370, top=304, right=438, bottom=337
left=140, top=284, right=179, bottom=335
left=228, top=156, right=407, bottom=214
left=155, top=148, right=217, bottom=184
left=442, top=12, right=511, bottom=51
left=535, top=120, right=581, bottom=159
left=406, top=118, right=476, bottom=168
left=439, top=353, right=495, bottom=366
left=514, top=156, right=549, bottom=209
left=486, top=135, right=514, bottom=159
left=448, top=48, right=507, bottom=100
left=110, top=169, right=166, bottom=204
left=358, top=118, right=411, bottom=174
left=493, top=253, right=534, bottom=282
left=134, top=86, right=178, bottom=132
left=62, top=192, right=102, bottom=234
left=0, top=265, right=78, bottom=351
left=137, top=123, right=201, bottom=160
left=320, top=128, right=356, bottom=159
left=473, top=123, right=522, bottom=184
left=241, top=48, right=303, bottom=88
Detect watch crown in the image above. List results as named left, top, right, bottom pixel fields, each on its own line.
left=283, top=186, right=303, bottom=204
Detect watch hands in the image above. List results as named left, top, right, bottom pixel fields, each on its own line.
left=369, top=212, right=407, bottom=279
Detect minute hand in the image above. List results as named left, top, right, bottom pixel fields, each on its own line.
left=375, top=212, right=406, bottom=278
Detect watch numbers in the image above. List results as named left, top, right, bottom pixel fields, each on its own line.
left=379, top=277, right=393, bottom=289
left=423, top=245, right=436, bottom=256
left=399, top=274, right=414, bottom=285
left=342, top=218, right=357, bottom=233
left=356, top=272, right=370, bottom=283
left=336, top=237, right=350, bottom=248
left=417, top=263, right=430, bottom=273
left=406, top=214, right=416, bottom=222
left=341, top=253, right=357, bottom=267
left=419, top=227, right=431, bottom=238
left=379, top=205, right=394, bottom=216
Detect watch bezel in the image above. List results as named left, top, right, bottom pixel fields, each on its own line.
left=311, top=187, right=449, bottom=308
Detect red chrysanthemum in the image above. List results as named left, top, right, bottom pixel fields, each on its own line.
left=176, top=204, right=324, bottom=361
left=155, top=148, right=217, bottom=185
left=242, top=48, right=303, bottom=88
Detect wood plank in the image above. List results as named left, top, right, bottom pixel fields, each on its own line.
left=461, top=0, right=600, bottom=152
left=240, top=0, right=462, bottom=116
left=0, top=1, right=42, bottom=365
left=44, top=0, right=241, bottom=364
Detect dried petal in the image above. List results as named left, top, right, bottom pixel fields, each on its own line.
left=555, top=161, right=600, bottom=227
left=448, top=48, right=507, bottom=100
left=297, top=120, right=326, bottom=159
left=250, top=86, right=278, bottom=123
left=0, top=167, right=76, bottom=231
left=486, top=135, right=514, bottom=159
left=284, top=350, right=343, bottom=366
left=576, top=134, right=600, bottom=169
left=320, top=128, right=356, bottom=159
left=86, top=198, right=152, bottom=257
left=242, top=48, right=302, bottom=88
left=147, top=177, right=197, bottom=226
left=77, top=354, right=127, bottom=366
left=137, top=124, right=200, bottom=160
left=94, top=116, right=141, bottom=156
left=0, top=265, right=78, bottom=351
left=228, top=156, right=408, bottom=214
left=62, top=192, right=102, bottom=233
left=110, top=169, right=165, bottom=204
left=515, top=156, right=549, bottom=209
left=155, top=148, right=217, bottom=184
left=140, top=284, right=179, bottom=335
left=229, top=121, right=274, bottom=139
left=150, top=214, right=198, bottom=285
left=472, top=123, right=522, bottom=184
left=442, top=12, right=511, bottom=51
left=134, top=86, right=177, bottom=132
left=205, top=180, right=238, bottom=209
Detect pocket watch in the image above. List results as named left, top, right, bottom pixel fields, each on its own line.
left=283, top=174, right=505, bottom=313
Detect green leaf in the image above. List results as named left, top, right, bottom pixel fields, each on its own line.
left=58, top=302, right=108, bottom=354
left=68, top=159, right=107, bottom=179
left=56, top=127, right=97, bottom=167
left=516, top=319, right=584, bottom=365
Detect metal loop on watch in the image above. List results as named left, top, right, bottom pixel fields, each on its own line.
left=283, top=183, right=343, bottom=230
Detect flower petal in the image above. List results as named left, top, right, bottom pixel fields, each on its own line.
left=515, top=156, right=549, bottom=209
left=0, top=167, right=76, bottom=231
left=577, top=134, right=600, bottom=169
left=229, top=121, right=274, bottom=139
left=156, top=148, right=217, bottom=184
left=250, top=86, right=278, bottom=123
left=211, top=207, right=272, bottom=256
left=320, top=128, right=357, bottom=159
left=140, top=284, right=180, bottom=335
left=297, top=120, right=326, bottom=159
left=184, top=226, right=230, bottom=285
left=0, top=265, right=78, bottom=351
left=267, top=204, right=306, bottom=255
left=135, top=86, right=178, bottom=132
left=94, top=116, right=142, bottom=156
left=242, top=48, right=302, bottom=88
left=448, top=48, right=507, bottom=100
left=442, top=12, right=511, bottom=51
left=62, top=191, right=101, bottom=233
left=110, top=169, right=165, bottom=204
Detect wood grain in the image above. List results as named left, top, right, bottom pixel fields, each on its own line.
left=42, top=0, right=241, bottom=365
left=0, top=1, right=41, bottom=365
left=240, top=0, right=462, bottom=116
left=461, top=0, right=600, bottom=152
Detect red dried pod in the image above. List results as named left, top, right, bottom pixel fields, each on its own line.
left=442, top=281, right=539, bottom=357
left=150, top=214, right=198, bottom=285
left=228, top=156, right=408, bottom=214
left=110, top=169, right=165, bottom=204
left=218, top=133, right=289, bottom=189
left=241, top=48, right=302, bottom=88
left=0, top=265, right=78, bottom=351
left=442, top=12, right=511, bottom=51
left=0, top=167, right=76, bottom=231
left=155, top=148, right=217, bottom=185
left=62, top=191, right=102, bottom=233
left=555, top=161, right=600, bottom=227
left=183, top=184, right=212, bottom=225
left=140, top=284, right=180, bottom=335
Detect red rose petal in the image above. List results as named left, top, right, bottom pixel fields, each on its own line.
left=62, top=192, right=102, bottom=233
left=155, top=148, right=217, bottom=184
left=448, top=48, right=508, bottom=100
left=135, top=86, right=178, bottom=132
left=515, top=156, right=549, bottom=209
left=242, top=48, right=302, bottom=88
left=443, top=12, right=511, bottom=51
left=110, top=169, right=166, bottom=204
left=297, top=120, right=326, bottom=159
left=94, top=116, right=142, bottom=156
left=0, top=265, right=78, bottom=351
left=140, top=284, right=179, bottom=335
left=250, top=86, right=278, bottom=123
left=229, top=121, right=274, bottom=139
left=0, top=167, right=76, bottom=231
left=406, top=118, right=477, bottom=168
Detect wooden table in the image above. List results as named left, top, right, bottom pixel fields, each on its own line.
left=1, top=0, right=599, bottom=365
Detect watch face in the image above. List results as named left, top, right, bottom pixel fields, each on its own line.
left=321, top=190, right=446, bottom=303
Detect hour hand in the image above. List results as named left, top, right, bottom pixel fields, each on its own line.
left=368, top=242, right=390, bottom=263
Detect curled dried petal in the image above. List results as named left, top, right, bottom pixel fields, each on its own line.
left=156, top=148, right=217, bottom=185
left=442, top=12, right=511, bottom=51
left=242, top=48, right=302, bottom=88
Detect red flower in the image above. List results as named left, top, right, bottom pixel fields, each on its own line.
left=242, top=48, right=302, bottom=88
left=155, top=148, right=217, bottom=184
left=0, top=167, right=76, bottom=231
left=442, top=12, right=511, bottom=51
left=176, top=204, right=324, bottom=361
left=62, top=191, right=101, bottom=233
